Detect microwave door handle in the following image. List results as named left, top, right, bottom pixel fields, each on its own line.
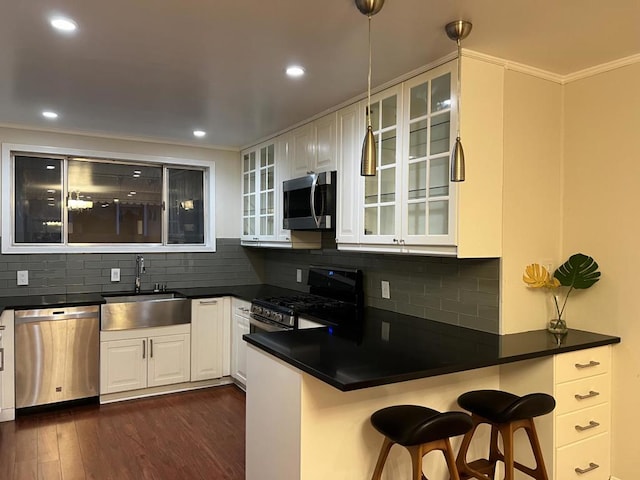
left=310, top=173, right=320, bottom=228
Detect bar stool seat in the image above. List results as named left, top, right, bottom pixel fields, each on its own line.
left=456, top=390, right=556, bottom=480
left=370, top=405, right=472, bottom=480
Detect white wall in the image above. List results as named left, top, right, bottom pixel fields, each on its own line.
left=563, top=62, right=640, bottom=479
left=0, top=126, right=241, bottom=238
left=500, top=70, right=564, bottom=334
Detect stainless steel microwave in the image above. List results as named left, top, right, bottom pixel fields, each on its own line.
left=283, top=171, right=336, bottom=230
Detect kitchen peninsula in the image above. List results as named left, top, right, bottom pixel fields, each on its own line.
left=244, top=310, right=619, bottom=480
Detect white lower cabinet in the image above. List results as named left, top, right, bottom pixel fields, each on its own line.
left=231, top=299, right=251, bottom=386
left=100, top=324, right=191, bottom=395
left=500, top=345, right=612, bottom=480
left=553, top=346, right=611, bottom=479
left=190, top=297, right=231, bottom=381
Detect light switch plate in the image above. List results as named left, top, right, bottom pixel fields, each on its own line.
left=17, top=270, right=29, bottom=286
left=111, top=268, right=121, bottom=282
left=381, top=280, right=390, bottom=299
left=296, top=269, right=302, bottom=283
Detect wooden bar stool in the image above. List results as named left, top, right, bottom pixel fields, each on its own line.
left=370, top=404, right=473, bottom=480
left=455, top=390, right=556, bottom=480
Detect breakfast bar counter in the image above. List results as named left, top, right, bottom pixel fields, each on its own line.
left=243, top=307, right=619, bottom=391
left=244, top=309, right=619, bottom=480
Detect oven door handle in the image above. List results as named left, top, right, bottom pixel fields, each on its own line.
left=249, top=315, right=288, bottom=333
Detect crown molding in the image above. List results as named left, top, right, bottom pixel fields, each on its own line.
left=563, top=53, right=640, bottom=83
left=463, top=50, right=565, bottom=84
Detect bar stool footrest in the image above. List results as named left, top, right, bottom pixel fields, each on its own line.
left=459, top=458, right=496, bottom=479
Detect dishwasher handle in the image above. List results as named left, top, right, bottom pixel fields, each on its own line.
left=15, top=306, right=100, bottom=324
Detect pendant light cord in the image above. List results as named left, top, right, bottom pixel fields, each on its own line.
left=456, top=38, right=461, bottom=138
left=367, top=14, right=372, bottom=128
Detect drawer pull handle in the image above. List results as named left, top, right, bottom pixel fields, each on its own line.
left=575, top=462, right=599, bottom=474
left=575, top=390, right=600, bottom=400
left=199, top=300, right=218, bottom=305
left=575, top=360, right=600, bottom=369
left=575, top=420, right=600, bottom=431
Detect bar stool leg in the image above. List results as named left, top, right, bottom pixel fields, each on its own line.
left=371, top=436, right=394, bottom=480
left=522, top=419, right=549, bottom=480
left=407, top=444, right=425, bottom=480
left=500, top=423, right=515, bottom=480
left=442, top=438, right=461, bottom=480
left=487, top=425, right=500, bottom=479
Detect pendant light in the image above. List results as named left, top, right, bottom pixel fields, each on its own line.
left=445, top=20, right=472, bottom=182
left=355, top=0, right=385, bottom=176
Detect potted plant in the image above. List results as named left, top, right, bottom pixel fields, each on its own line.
left=523, top=253, right=601, bottom=334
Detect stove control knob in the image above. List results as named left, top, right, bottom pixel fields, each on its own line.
left=274, top=313, right=283, bottom=322
left=252, top=306, right=261, bottom=315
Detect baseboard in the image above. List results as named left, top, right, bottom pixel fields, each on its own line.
left=0, top=407, right=15, bottom=422
left=99, top=377, right=234, bottom=404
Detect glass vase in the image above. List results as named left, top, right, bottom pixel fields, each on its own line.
left=547, top=293, right=568, bottom=335
left=547, top=318, right=568, bottom=335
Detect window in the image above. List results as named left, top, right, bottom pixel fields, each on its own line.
left=2, top=144, right=215, bottom=253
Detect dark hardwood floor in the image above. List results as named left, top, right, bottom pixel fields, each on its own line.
left=0, top=385, right=246, bottom=480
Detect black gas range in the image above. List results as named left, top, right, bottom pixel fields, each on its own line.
left=249, top=266, right=363, bottom=333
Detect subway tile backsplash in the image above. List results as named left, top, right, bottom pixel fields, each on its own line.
left=0, top=238, right=263, bottom=297
left=256, top=247, right=500, bottom=333
left=0, top=238, right=500, bottom=333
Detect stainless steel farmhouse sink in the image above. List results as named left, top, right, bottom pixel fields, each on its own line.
left=101, top=292, right=191, bottom=331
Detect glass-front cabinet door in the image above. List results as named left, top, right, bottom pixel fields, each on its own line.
left=401, top=64, right=455, bottom=246
left=241, top=142, right=276, bottom=241
left=361, top=84, right=403, bottom=244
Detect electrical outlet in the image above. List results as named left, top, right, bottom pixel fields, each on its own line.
left=296, top=269, right=302, bottom=283
left=381, top=321, right=390, bottom=341
left=17, top=270, right=29, bottom=286
left=111, top=268, right=121, bottom=282
left=381, top=280, right=390, bottom=299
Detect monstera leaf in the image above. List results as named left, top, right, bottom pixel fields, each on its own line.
left=554, top=253, right=601, bottom=290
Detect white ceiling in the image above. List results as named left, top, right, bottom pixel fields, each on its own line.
left=1, top=0, right=638, bottom=150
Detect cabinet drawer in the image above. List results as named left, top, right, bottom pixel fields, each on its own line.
left=556, top=433, right=610, bottom=480
left=555, top=374, right=610, bottom=414
left=555, top=346, right=609, bottom=383
left=556, top=403, right=609, bottom=447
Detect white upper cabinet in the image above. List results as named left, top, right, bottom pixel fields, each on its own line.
left=241, top=141, right=276, bottom=243
left=336, top=103, right=363, bottom=245
left=241, top=136, right=321, bottom=249
left=336, top=59, right=501, bottom=257
left=290, top=113, right=337, bottom=178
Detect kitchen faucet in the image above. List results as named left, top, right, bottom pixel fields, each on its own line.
left=135, top=254, right=145, bottom=293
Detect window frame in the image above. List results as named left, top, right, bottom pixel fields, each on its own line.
left=1, top=143, right=216, bottom=254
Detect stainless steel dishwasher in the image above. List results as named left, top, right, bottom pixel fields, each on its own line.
left=15, top=305, right=99, bottom=408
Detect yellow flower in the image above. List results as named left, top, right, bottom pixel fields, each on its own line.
left=523, top=263, right=560, bottom=288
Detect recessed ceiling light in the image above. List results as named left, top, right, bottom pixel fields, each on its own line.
left=193, top=130, right=206, bottom=138
left=42, top=111, right=58, bottom=119
left=129, top=191, right=137, bottom=195
left=50, top=16, right=77, bottom=32
left=286, top=65, right=305, bottom=78
left=47, top=189, right=55, bottom=193
left=46, top=165, right=56, bottom=170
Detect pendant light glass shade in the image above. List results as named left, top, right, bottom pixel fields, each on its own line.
left=361, top=125, right=376, bottom=176
left=445, top=20, right=472, bottom=183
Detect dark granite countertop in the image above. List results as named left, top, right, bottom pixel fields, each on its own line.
left=0, top=284, right=304, bottom=311
left=243, top=307, right=621, bottom=391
